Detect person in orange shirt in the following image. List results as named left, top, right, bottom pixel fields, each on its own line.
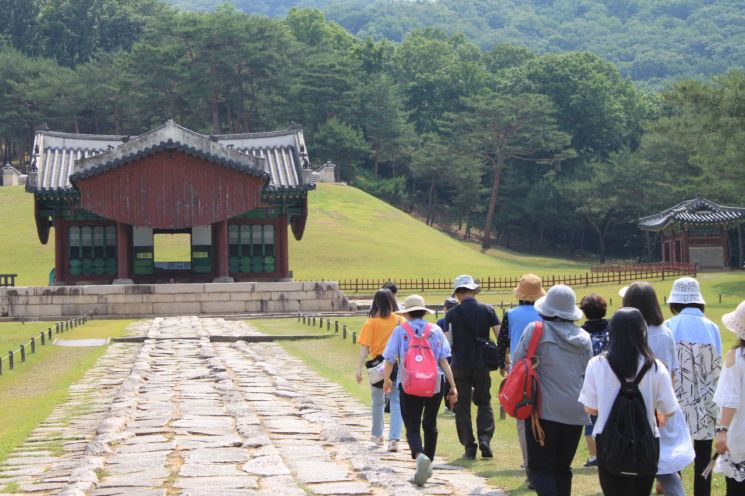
left=356, top=288, right=404, bottom=452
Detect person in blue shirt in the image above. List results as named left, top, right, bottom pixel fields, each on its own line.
left=665, top=277, right=722, bottom=496
left=383, top=294, right=458, bottom=487
left=496, top=274, right=544, bottom=483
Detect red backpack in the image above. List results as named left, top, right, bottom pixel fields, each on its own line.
left=499, top=321, right=545, bottom=445
left=401, top=322, right=439, bottom=397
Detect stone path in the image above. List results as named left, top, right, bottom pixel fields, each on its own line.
left=0, top=317, right=504, bottom=496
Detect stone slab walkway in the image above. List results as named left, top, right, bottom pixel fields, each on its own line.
left=0, top=317, right=504, bottom=496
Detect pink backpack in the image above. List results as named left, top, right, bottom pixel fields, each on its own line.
left=401, top=322, right=439, bottom=397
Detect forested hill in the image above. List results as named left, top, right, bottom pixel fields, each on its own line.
left=165, top=0, right=745, bottom=88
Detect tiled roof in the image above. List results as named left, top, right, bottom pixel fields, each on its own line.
left=28, top=122, right=314, bottom=196
left=639, top=197, right=745, bottom=231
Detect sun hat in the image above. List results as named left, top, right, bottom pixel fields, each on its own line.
left=452, top=274, right=480, bottom=296
left=618, top=286, right=629, bottom=298
left=667, top=277, right=706, bottom=305
left=514, top=274, right=546, bottom=302
left=443, top=297, right=458, bottom=310
left=396, top=294, right=435, bottom=315
left=722, top=301, right=745, bottom=340
left=534, top=284, right=584, bottom=321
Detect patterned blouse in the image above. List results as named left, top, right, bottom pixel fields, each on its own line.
left=666, top=308, right=722, bottom=440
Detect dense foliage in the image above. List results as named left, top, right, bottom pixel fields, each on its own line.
left=165, top=0, right=745, bottom=89
left=1, top=2, right=743, bottom=263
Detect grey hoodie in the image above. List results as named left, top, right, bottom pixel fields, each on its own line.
left=514, top=320, right=593, bottom=425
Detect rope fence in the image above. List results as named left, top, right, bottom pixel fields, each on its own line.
left=0, top=316, right=89, bottom=376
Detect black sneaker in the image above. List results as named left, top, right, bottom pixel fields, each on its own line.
left=463, top=448, right=477, bottom=460
left=479, top=443, right=493, bottom=458
left=583, top=458, right=598, bottom=468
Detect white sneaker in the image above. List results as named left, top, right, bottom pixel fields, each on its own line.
left=414, top=453, right=432, bottom=486
left=387, top=439, right=399, bottom=452
left=371, top=435, right=384, bottom=446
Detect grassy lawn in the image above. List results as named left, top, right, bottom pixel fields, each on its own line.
left=0, top=319, right=138, bottom=463
left=251, top=316, right=732, bottom=495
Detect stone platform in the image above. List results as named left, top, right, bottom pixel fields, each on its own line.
left=0, top=282, right=352, bottom=319
left=0, top=318, right=504, bottom=495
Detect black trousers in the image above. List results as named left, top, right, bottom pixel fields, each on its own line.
left=727, top=477, right=745, bottom=496
left=525, top=418, right=582, bottom=496
left=453, top=367, right=495, bottom=450
left=693, top=439, right=713, bottom=496
left=597, top=464, right=655, bottom=496
left=398, top=385, right=443, bottom=461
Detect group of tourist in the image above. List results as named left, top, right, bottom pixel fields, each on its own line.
left=354, top=275, right=745, bottom=495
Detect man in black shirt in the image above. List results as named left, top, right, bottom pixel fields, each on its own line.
left=443, top=275, right=500, bottom=459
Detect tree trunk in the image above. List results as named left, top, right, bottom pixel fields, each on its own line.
left=481, top=158, right=504, bottom=251
left=645, top=231, right=653, bottom=262
left=738, top=224, right=744, bottom=269
left=538, top=223, right=545, bottom=254
left=585, top=215, right=608, bottom=264
left=427, top=178, right=435, bottom=226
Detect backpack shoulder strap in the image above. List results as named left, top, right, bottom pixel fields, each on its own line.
left=632, top=360, right=654, bottom=387
left=401, top=321, right=415, bottom=339
left=526, top=321, right=544, bottom=359
left=422, top=322, right=432, bottom=339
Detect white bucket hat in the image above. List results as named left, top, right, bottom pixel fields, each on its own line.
left=452, top=274, right=480, bottom=296
left=722, top=301, right=745, bottom=340
left=667, top=277, right=706, bottom=305
left=534, top=284, right=584, bottom=321
left=396, top=294, right=435, bottom=315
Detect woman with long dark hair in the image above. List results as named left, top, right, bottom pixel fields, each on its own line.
left=623, top=282, right=694, bottom=496
left=579, top=307, right=678, bottom=496
left=355, top=288, right=403, bottom=451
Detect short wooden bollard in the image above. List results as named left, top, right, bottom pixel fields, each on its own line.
left=312, top=316, right=316, bottom=326
left=8, top=351, right=14, bottom=370
left=435, top=310, right=440, bottom=319
left=335, top=321, right=339, bottom=333
left=343, top=325, right=348, bottom=339
left=48, top=328, right=53, bottom=340
left=0, top=355, right=3, bottom=375
left=55, top=323, right=60, bottom=334
left=319, top=317, right=324, bottom=329
left=302, top=315, right=306, bottom=325
left=40, top=332, right=45, bottom=345
left=352, top=332, right=357, bottom=344
left=20, top=344, right=26, bottom=362
left=326, top=320, right=330, bottom=331
left=297, top=313, right=301, bottom=322
left=30, top=337, right=35, bottom=354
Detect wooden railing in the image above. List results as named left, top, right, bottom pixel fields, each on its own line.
left=0, top=273, right=17, bottom=287
left=327, top=263, right=697, bottom=294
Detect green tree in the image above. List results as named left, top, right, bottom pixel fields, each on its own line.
left=447, top=91, right=574, bottom=250
left=311, top=117, right=370, bottom=182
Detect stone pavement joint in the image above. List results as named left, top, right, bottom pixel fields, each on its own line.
left=0, top=316, right=505, bottom=496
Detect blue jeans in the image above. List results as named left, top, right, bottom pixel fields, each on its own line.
left=371, top=385, right=402, bottom=440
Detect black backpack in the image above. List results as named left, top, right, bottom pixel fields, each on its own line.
left=596, top=359, right=660, bottom=477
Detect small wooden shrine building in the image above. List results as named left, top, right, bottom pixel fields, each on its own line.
left=638, top=197, right=745, bottom=270
left=26, top=120, right=315, bottom=285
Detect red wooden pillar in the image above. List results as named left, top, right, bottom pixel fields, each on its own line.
left=278, top=216, right=289, bottom=278
left=116, top=222, right=130, bottom=280
left=682, top=230, right=689, bottom=264
left=54, top=216, right=65, bottom=285
left=214, top=220, right=229, bottom=279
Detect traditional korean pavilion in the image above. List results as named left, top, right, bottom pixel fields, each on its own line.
left=638, top=197, right=745, bottom=270
left=26, top=120, right=315, bottom=285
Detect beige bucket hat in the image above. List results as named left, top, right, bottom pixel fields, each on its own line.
left=396, top=294, right=435, bottom=315
left=722, top=301, right=745, bottom=340
left=514, top=274, right=546, bottom=302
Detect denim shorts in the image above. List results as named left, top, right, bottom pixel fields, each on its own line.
left=585, top=414, right=597, bottom=436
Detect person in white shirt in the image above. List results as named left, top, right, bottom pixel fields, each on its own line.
left=579, top=307, right=679, bottom=496
left=714, top=300, right=745, bottom=495
left=622, top=282, right=694, bottom=496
